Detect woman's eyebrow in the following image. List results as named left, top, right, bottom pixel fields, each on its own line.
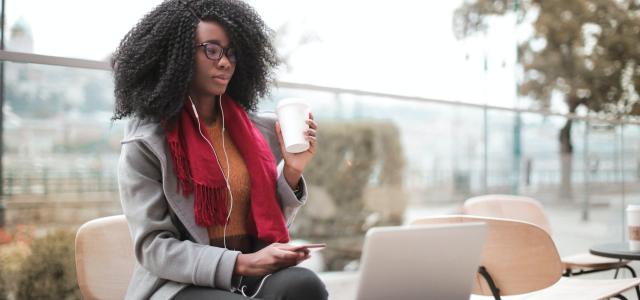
left=200, top=39, right=230, bottom=47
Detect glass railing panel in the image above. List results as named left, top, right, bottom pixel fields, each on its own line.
left=2, top=61, right=638, bottom=271
left=2, top=61, right=122, bottom=226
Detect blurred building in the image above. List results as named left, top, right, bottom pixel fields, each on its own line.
left=7, top=17, right=34, bottom=53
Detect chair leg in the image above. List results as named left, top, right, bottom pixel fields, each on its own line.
left=625, top=265, right=638, bottom=278
left=621, top=265, right=640, bottom=300
left=563, top=268, right=573, bottom=277
left=478, top=266, right=501, bottom=300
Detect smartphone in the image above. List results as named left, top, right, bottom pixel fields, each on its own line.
left=289, top=243, right=327, bottom=251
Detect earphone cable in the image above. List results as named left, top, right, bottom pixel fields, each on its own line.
left=187, top=95, right=234, bottom=250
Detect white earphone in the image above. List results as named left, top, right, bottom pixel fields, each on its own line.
left=189, top=95, right=270, bottom=298
left=218, top=96, right=234, bottom=250
left=188, top=95, right=234, bottom=249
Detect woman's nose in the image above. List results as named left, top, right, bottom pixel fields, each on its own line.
left=216, top=55, right=233, bottom=69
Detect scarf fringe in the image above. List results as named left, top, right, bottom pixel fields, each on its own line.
left=194, top=183, right=228, bottom=226
left=167, top=140, right=193, bottom=196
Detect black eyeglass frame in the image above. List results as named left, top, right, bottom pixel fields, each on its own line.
left=196, top=42, right=237, bottom=63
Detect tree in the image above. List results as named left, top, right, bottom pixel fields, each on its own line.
left=454, top=0, right=640, bottom=198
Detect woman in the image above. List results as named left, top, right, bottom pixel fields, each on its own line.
left=112, top=0, right=327, bottom=299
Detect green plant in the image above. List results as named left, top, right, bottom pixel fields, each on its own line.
left=303, top=121, right=405, bottom=211
left=16, top=230, right=81, bottom=300
left=0, top=229, right=11, bottom=245
left=290, top=120, right=406, bottom=270
left=0, top=272, right=6, bottom=300
left=0, top=224, right=35, bottom=299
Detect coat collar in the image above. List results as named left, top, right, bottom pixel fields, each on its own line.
left=122, top=118, right=210, bottom=245
left=120, top=113, right=278, bottom=245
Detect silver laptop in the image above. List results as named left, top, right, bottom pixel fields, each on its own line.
left=356, top=223, right=487, bottom=300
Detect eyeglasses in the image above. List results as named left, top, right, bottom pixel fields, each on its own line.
left=197, top=42, right=237, bottom=63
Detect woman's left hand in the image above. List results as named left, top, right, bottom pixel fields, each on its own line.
left=275, top=112, right=318, bottom=189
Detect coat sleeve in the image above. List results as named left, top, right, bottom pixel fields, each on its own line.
left=276, top=161, right=307, bottom=227
left=252, top=112, right=308, bottom=226
left=118, top=141, right=240, bottom=290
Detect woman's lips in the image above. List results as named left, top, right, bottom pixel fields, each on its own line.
left=212, top=75, right=230, bottom=85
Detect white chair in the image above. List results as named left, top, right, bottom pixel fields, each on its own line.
left=463, top=194, right=634, bottom=280
left=75, top=215, right=134, bottom=300
left=413, top=215, right=640, bottom=300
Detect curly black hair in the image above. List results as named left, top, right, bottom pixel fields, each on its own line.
left=111, top=0, right=278, bottom=122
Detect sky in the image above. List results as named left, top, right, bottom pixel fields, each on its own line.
left=4, top=0, right=525, bottom=110
left=250, top=0, right=519, bottom=106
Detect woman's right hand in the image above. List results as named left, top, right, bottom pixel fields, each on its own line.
left=233, top=243, right=309, bottom=276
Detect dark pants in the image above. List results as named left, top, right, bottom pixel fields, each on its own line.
left=172, top=267, right=328, bottom=300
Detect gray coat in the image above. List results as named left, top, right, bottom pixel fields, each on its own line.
left=117, top=113, right=307, bottom=300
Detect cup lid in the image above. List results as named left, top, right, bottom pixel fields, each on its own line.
left=627, top=204, right=640, bottom=211
left=277, top=98, right=309, bottom=109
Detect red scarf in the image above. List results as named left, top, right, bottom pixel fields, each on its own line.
left=165, top=94, right=290, bottom=243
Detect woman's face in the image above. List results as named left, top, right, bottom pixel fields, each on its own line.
left=191, top=21, right=236, bottom=98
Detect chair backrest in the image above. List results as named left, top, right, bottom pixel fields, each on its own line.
left=412, top=215, right=563, bottom=296
left=463, top=194, right=552, bottom=234
left=75, top=215, right=135, bottom=300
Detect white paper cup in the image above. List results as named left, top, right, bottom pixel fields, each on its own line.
left=276, top=98, right=311, bottom=153
left=627, top=205, right=640, bottom=250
